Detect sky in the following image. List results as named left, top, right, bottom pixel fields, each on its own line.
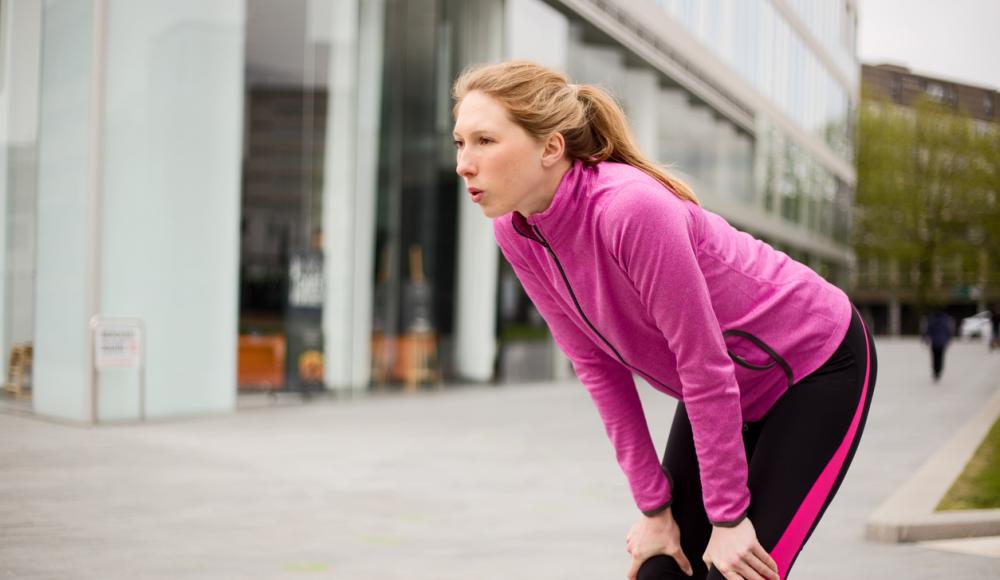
left=857, top=0, right=1000, bottom=90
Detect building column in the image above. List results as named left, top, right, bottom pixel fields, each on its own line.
left=505, top=0, right=569, bottom=70
left=658, top=88, right=691, bottom=171
left=32, top=0, right=100, bottom=421
left=714, top=118, right=734, bottom=200
left=34, top=0, right=246, bottom=422
left=0, top=0, right=43, bottom=386
left=504, top=0, right=575, bottom=382
left=624, top=68, right=660, bottom=161
left=452, top=0, right=504, bottom=382
left=572, top=44, right=626, bottom=96
left=888, top=296, right=902, bottom=337
left=321, top=0, right=384, bottom=391
left=688, top=106, right=716, bottom=193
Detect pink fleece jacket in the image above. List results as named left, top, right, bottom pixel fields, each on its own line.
left=493, top=160, right=851, bottom=524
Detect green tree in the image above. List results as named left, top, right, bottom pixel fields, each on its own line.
left=855, top=89, right=1000, bottom=313
left=977, top=124, right=1000, bottom=296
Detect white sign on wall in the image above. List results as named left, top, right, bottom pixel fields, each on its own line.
left=89, top=316, right=147, bottom=423
left=94, top=320, right=143, bottom=369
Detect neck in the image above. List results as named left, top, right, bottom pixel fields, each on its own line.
left=519, top=158, right=573, bottom=216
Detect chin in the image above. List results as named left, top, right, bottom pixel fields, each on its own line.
left=481, top=206, right=505, bottom=219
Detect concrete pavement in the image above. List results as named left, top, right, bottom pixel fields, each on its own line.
left=2, top=338, right=1000, bottom=579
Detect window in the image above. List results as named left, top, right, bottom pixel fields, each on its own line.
left=890, top=76, right=902, bottom=102
left=926, top=82, right=945, bottom=101
left=985, top=93, right=995, bottom=118
left=944, top=85, right=957, bottom=107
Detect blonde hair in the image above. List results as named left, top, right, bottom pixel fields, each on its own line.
left=451, top=60, right=698, bottom=204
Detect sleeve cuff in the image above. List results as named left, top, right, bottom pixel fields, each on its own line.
left=710, top=511, right=748, bottom=528
left=640, top=467, right=675, bottom=517
left=641, top=498, right=673, bottom=517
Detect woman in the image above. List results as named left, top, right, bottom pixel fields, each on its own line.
left=451, top=60, right=876, bottom=580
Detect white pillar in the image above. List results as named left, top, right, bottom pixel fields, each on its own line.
left=505, top=0, right=569, bottom=71
left=504, top=0, right=576, bottom=381
left=658, top=88, right=690, bottom=170
left=573, top=44, right=626, bottom=98
left=737, top=130, right=754, bottom=203
left=0, top=0, right=43, bottom=383
left=32, top=0, right=100, bottom=421
left=688, top=106, right=716, bottom=194
left=889, top=296, right=902, bottom=337
left=714, top=119, right=735, bottom=200
left=453, top=0, right=504, bottom=382
left=624, top=68, right=660, bottom=161
left=33, top=0, right=246, bottom=422
left=104, top=1, right=245, bottom=419
left=322, top=0, right=383, bottom=391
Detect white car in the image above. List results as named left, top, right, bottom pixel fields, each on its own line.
left=959, top=311, right=993, bottom=340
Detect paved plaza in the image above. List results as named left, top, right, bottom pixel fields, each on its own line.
left=2, top=338, right=1000, bottom=579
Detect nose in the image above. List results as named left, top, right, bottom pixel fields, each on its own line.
left=456, top=148, right=476, bottom=178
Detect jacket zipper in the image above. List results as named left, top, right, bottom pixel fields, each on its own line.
left=528, top=224, right=681, bottom=395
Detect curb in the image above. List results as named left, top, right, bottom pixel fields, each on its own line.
left=866, top=385, right=1000, bottom=543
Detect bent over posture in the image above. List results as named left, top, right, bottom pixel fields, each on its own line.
left=452, top=60, right=877, bottom=580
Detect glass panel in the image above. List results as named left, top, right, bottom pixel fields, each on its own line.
left=29, top=0, right=96, bottom=414
left=238, top=0, right=333, bottom=392
left=370, top=0, right=459, bottom=389
left=2, top=0, right=44, bottom=405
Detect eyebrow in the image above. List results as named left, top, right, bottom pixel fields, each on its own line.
left=452, top=128, right=494, bottom=139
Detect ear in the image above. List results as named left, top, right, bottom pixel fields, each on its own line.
left=540, top=132, right=566, bottom=168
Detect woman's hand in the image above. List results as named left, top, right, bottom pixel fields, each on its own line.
left=625, top=507, right=693, bottom=579
left=702, top=518, right=779, bottom=580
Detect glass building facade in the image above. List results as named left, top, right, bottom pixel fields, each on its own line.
left=1, top=0, right=857, bottom=422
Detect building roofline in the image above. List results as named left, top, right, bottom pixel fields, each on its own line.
left=864, top=63, right=1000, bottom=94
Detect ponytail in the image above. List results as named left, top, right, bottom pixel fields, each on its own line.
left=573, top=84, right=699, bottom=204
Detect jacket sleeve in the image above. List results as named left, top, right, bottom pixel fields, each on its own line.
left=601, top=187, right=750, bottom=526
left=495, top=226, right=673, bottom=516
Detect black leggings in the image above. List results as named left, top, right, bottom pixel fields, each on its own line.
left=638, top=308, right=877, bottom=579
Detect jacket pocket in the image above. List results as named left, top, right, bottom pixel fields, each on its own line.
left=723, top=330, right=794, bottom=388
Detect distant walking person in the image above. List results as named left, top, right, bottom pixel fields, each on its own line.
left=924, top=310, right=952, bottom=382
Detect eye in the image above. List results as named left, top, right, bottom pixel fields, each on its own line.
left=478, top=137, right=493, bottom=145
left=453, top=140, right=463, bottom=149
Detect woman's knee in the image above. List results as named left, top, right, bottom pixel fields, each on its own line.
left=637, top=554, right=707, bottom=579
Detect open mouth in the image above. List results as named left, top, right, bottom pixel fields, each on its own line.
left=468, top=188, right=484, bottom=203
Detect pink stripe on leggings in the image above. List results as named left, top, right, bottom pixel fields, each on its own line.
left=769, top=311, right=872, bottom=578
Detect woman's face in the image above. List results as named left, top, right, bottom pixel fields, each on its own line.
left=453, top=91, right=558, bottom=219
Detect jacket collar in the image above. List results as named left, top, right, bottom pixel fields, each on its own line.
left=510, top=159, right=588, bottom=245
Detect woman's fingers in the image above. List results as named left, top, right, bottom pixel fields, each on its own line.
left=733, top=555, right=767, bottom=580
left=707, top=551, right=779, bottom=580
left=751, top=544, right=780, bottom=577
left=737, top=553, right=776, bottom=580
left=668, top=547, right=694, bottom=576
left=626, top=556, right=641, bottom=580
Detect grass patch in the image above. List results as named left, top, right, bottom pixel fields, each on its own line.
left=937, top=410, right=1000, bottom=511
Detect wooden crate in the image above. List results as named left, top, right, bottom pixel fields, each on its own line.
left=4, top=343, right=32, bottom=400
